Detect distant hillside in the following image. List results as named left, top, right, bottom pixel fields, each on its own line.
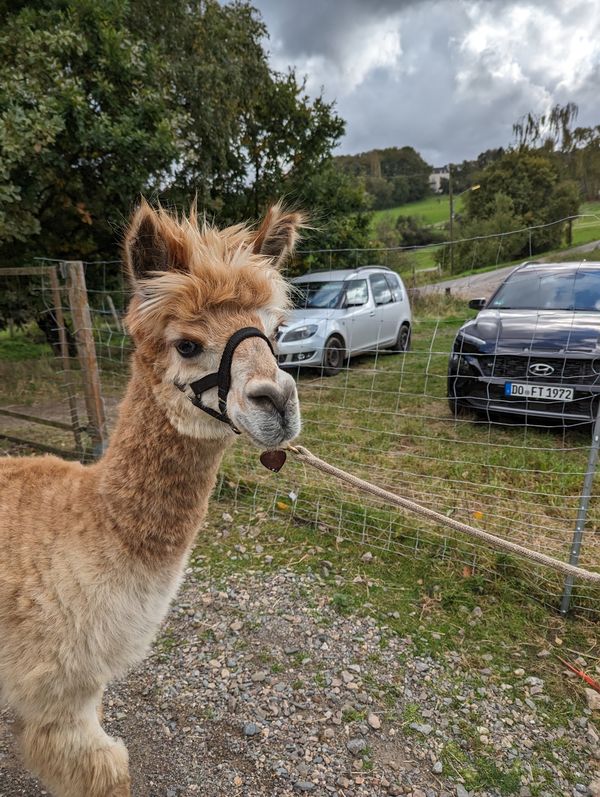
left=334, top=146, right=432, bottom=210
left=333, top=145, right=506, bottom=212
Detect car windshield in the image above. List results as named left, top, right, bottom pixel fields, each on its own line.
left=293, top=281, right=344, bottom=309
left=489, top=270, right=600, bottom=311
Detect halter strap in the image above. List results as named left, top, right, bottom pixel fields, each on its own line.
left=186, top=327, right=275, bottom=433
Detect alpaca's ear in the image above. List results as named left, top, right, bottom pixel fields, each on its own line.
left=124, top=201, right=171, bottom=284
left=253, top=203, right=305, bottom=268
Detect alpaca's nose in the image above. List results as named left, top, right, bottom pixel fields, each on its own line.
left=246, top=378, right=295, bottom=415
left=231, top=370, right=300, bottom=447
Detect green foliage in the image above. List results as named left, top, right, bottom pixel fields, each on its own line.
left=395, top=215, right=446, bottom=247
left=0, top=328, right=51, bottom=361
left=447, top=148, right=505, bottom=194
left=290, top=162, right=374, bottom=274
left=0, top=0, right=349, bottom=319
left=465, top=150, right=559, bottom=223
left=446, top=149, right=582, bottom=271
left=336, top=145, right=432, bottom=210
left=233, top=73, right=344, bottom=218
left=442, top=193, right=527, bottom=271
left=0, top=0, right=345, bottom=263
left=513, top=102, right=600, bottom=201
left=0, top=0, right=178, bottom=262
left=364, top=175, right=394, bottom=210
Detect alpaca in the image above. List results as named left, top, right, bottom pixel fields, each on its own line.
left=0, top=201, right=303, bottom=797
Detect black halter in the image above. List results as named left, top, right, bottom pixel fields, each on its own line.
left=179, top=327, right=275, bottom=434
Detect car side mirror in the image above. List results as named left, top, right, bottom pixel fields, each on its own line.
left=468, top=298, right=486, bottom=310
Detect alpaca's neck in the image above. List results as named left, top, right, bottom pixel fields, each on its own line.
left=96, top=360, right=227, bottom=562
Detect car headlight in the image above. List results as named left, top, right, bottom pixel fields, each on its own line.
left=450, top=351, right=479, bottom=376
left=282, top=324, right=318, bottom=342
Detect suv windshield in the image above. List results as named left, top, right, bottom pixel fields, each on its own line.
left=293, top=281, right=344, bottom=309
left=489, top=270, right=600, bottom=312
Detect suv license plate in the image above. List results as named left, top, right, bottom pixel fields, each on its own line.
left=504, top=382, right=574, bottom=401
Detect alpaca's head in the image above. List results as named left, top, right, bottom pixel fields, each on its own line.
left=123, top=201, right=303, bottom=448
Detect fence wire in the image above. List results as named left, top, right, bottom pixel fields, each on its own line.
left=1, top=223, right=600, bottom=615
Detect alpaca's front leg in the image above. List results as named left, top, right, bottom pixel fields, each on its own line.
left=19, top=703, right=130, bottom=797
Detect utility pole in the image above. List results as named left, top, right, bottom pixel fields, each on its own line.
left=448, top=164, right=454, bottom=275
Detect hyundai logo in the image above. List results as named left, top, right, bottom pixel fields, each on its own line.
left=529, top=362, right=555, bottom=377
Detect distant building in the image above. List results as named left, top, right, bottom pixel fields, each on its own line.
left=429, top=166, right=449, bottom=193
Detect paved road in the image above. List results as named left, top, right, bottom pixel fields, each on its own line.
left=420, top=239, right=600, bottom=300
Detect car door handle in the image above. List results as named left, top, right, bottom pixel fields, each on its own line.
left=369, top=311, right=375, bottom=317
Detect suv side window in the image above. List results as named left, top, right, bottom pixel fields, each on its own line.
left=385, top=273, right=403, bottom=302
left=370, top=274, right=392, bottom=305
left=344, top=279, right=368, bottom=307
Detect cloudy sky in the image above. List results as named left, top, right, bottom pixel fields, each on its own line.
left=251, top=0, right=600, bottom=166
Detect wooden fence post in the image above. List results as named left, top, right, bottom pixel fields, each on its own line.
left=66, top=261, right=107, bottom=456
left=48, top=266, right=84, bottom=459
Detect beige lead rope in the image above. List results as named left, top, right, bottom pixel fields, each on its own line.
left=286, top=444, right=600, bottom=585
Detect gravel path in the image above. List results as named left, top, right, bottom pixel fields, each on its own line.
left=1, top=546, right=599, bottom=796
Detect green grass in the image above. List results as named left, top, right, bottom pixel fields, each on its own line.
left=372, top=195, right=465, bottom=229
left=0, top=328, right=52, bottom=361
left=441, top=742, right=523, bottom=795
left=572, top=200, right=600, bottom=246
left=373, top=198, right=600, bottom=287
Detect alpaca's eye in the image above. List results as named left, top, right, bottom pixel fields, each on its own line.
left=175, top=340, right=202, bottom=358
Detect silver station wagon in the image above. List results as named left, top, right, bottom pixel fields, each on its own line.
left=276, top=266, right=412, bottom=375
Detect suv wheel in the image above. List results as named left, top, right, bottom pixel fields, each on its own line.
left=447, top=375, right=469, bottom=417
left=322, top=337, right=345, bottom=376
left=390, top=322, right=411, bottom=352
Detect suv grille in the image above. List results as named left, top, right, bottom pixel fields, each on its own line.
left=479, top=355, right=598, bottom=383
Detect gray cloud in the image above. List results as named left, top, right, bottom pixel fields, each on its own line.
left=250, top=0, right=600, bottom=165
left=257, top=0, right=423, bottom=59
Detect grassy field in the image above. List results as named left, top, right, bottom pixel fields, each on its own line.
left=386, top=200, right=600, bottom=286
left=372, top=194, right=465, bottom=228
left=373, top=197, right=600, bottom=238
left=572, top=200, right=600, bottom=246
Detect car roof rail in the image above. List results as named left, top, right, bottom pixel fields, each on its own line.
left=355, top=265, right=393, bottom=272
left=301, top=268, right=337, bottom=275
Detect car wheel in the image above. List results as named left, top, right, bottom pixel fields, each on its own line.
left=447, top=375, right=469, bottom=417
left=389, top=322, right=411, bottom=352
left=322, top=336, right=345, bottom=376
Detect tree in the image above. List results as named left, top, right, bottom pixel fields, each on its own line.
left=445, top=145, right=582, bottom=274
left=464, top=149, right=580, bottom=252
left=0, top=0, right=350, bottom=332
left=512, top=102, right=600, bottom=201
left=395, top=215, right=445, bottom=247
left=334, top=145, right=432, bottom=209
left=378, top=146, right=431, bottom=201
left=0, top=0, right=346, bottom=265
left=391, top=175, right=410, bottom=205
left=289, top=162, right=374, bottom=274
left=465, top=151, right=558, bottom=221
left=449, top=148, right=504, bottom=194
left=365, top=175, right=394, bottom=209
left=0, top=0, right=178, bottom=263
left=513, top=102, right=579, bottom=153
left=439, top=193, right=527, bottom=272
left=234, top=72, right=344, bottom=218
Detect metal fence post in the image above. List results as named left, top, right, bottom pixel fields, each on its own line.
left=65, top=261, right=107, bottom=458
left=560, top=402, right=600, bottom=615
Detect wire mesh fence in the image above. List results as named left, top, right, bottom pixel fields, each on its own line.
left=1, top=227, right=600, bottom=616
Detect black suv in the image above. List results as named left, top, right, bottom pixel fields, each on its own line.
left=447, top=261, right=600, bottom=424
